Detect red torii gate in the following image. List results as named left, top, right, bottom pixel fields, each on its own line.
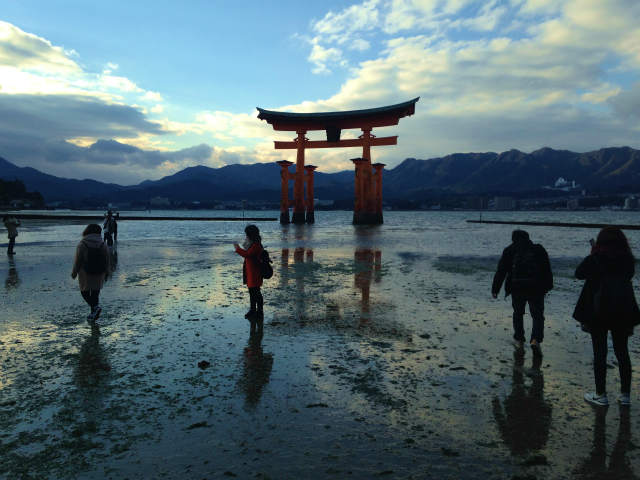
left=257, top=97, right=419, bottom=225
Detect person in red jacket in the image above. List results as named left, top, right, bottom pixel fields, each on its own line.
left=234, top=225, right=264, bottom=323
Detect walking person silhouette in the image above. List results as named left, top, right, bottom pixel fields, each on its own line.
left=492, top=230, right=553, bottom=357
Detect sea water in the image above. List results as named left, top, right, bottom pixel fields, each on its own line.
left=0, top=210, right=639, bottom=479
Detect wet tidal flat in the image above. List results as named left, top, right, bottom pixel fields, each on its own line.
left=1, top=211, right=640, bottom=479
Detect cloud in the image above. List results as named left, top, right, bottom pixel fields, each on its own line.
left=308, top=43, right=345, bottom=74
left=0, top=20, right=165, bottom=103
left=306, top=0, right=380, bottom=73
left=609, top=82, right=640, bottom=121
left=312, top=0, right=380, bottom=40
left=0, top=21, right=80, bottom=73
left=0, top=93, right=165, bottom=140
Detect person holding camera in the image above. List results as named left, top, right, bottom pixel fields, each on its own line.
left=574, top=227, right=640, bottom=407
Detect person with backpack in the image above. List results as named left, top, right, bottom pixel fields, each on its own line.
left=574, top=227, right=640, bottom=407
left=3, top=215, right=21, bottom=255
left=234, top=225, right=265, bottom=324
left=71, top=224, right=110, bottom=323
left=492, top=230, right=553, bottom=356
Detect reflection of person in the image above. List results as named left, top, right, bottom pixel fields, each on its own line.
left=71, top=224, right=110, bottom=323
left=102, top=210, right=115, bottom=247
left=492, top=350, right=551, bottom=456
left=234, top=225, right=264, bottom=324
left=113, top=213, right=119, bottom=242
left=573, top=408, right=638, bottom=480
left=5, top=257, right=20, bottom=289
left=240, top=329, right=273, bottom=408
left=3, top=215, right=21, bottom=255
left=492, top=230, right=553, bottom=356
left=354, top=249, right=381, bottom=322
left=76, top=324, right=111, bottom=382
left=574, top=227, right=640, bottom=407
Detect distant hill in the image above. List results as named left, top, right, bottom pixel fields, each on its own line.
left=1, top=146, right=639, bottom=205
left=387, top=147, right=640, bottom=196
left=0, top=157, right=124, bottom=202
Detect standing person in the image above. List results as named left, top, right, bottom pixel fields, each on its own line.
left=3, top=215, right=21, bottom=255
left=492, top=230, right=553, bottom=356
left=103, top=210, right=114, bottom=247
left=574, top=227, right=640, bottom=407
left=71, top=224, right=110, bottom=323
left=234, top=225, right=264, bottom=323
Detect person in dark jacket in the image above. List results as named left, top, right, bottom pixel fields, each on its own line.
left=574, top=227, right=640, bottom=407
left=492, top=230, right=553, bottom=356
left=234, top=225, right=264, bottom=325
left=3, top=215, right=21, bottom=255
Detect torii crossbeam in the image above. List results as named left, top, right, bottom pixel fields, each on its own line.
left=257, top=97, right=419, bottom=224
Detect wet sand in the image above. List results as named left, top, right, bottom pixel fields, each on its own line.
left=1, top=219, right=639, bottom=479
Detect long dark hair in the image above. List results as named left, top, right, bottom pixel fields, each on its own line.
left=594, top=227, right=634, bottom=261
left=83, top=224, right=102, bottom=236
left=245, top=224, right=261, bottom=244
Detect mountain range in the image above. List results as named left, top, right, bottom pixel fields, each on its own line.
left=1, top=146, right=639, bottom=205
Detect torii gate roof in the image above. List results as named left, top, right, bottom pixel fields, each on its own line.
left=257, top=97, right=419, bottom=131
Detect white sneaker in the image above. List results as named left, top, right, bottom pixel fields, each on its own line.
left=584, top=392, right=609, bottom=407
left=618, top=394, right=631, bottom=406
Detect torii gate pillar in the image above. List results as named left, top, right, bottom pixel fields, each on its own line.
left=276, top=160, right=293, bottom=224
left=304, top=165, right=317, bottom=224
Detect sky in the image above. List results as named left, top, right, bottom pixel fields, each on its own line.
left=1, top=0, right=639, bottom=185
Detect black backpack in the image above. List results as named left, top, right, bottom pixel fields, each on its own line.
left=259, top=249, right=273, bottom=280
left=511, top=244, right=540, bottom=290
left=85, top=245, right=107, bottom=274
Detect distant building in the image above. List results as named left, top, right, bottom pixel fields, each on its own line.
left=546, top=177, right=580, bottom=192
left=466, top=196, right=488, bottom=210
left=493, top=196, right=516, bottom=210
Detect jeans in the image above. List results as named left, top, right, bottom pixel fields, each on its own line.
left=511, top=293, right=545, bottom=343
left=7, top=236, right=15, bottom=253
left=81, top=289, right=100, bottom=310
left=590, top=328, right=631, bottom=395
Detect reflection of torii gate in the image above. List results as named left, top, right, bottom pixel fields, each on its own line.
left=257, top=98, right=419, bottom=225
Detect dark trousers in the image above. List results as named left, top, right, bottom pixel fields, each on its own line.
left=511, top=293, right=545, bottom=343
left=248, top=287, right=263, bottom=314
left=7, top=236, right=15, bottom=253
left=590, top=328, right=631, bottom=395
left=81, top=290, right=100, bottom=310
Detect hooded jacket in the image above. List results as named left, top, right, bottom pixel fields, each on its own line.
left=71, top=233, right=110, bottom=291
